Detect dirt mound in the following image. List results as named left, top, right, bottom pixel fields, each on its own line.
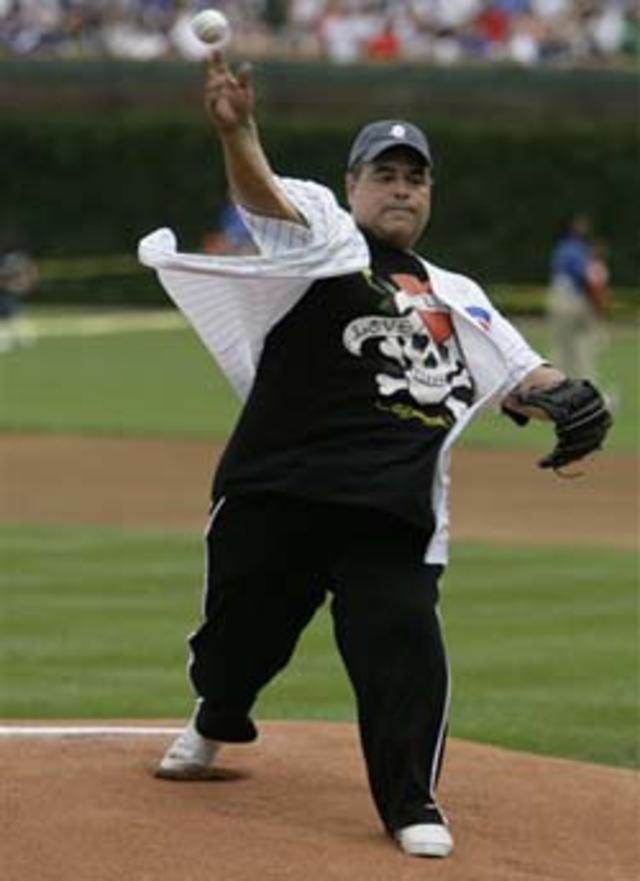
left=1, top=721, right=636, bottom=881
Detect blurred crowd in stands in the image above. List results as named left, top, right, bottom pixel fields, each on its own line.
left=1, top=1, right=637, bottom=66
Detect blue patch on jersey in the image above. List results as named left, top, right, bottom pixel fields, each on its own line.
left=465, top=305, right=491, bottom=329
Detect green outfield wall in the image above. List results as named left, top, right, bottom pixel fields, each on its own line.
left=3, top=61, right=639, bottom=295
left=3, top=59, right=636, bottom=127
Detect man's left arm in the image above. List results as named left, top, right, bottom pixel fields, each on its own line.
left=502, top=365, right=565, bottom=422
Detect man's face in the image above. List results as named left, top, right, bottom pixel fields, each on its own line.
left=346, top=147, right=432, bottom=250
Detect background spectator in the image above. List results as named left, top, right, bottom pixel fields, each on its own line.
left=546, top=212, right=611, bottom=384
left=202, top=200, right=256, bottom=256
left=0, top=223, right=39, bottom=353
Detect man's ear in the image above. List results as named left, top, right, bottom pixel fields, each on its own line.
left=345, top=172, right=357, bottom=206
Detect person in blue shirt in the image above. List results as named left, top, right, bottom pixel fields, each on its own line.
left=202, top=199, right=256, bottom=256
left=547, top=213, right=607, bottom=381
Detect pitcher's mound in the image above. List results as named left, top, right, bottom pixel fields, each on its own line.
left=2, top=721, right=636, bottom=881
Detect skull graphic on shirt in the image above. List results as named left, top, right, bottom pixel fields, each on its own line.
left=376, top=333, right=472, bottom=420
left=343, top=272, right=474, bottom=423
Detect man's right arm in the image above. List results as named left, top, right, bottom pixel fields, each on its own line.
left=205, top=52, right=306, bottom=226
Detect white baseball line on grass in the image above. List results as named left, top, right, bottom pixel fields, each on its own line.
left=27, top=311, right=185, bottom=340
left=0, top=725, right=182, bottom=737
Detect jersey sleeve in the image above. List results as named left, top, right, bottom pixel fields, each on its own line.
left=236, top=177, right=362, bottom=259
left=472, top=283, right=547, bottom=398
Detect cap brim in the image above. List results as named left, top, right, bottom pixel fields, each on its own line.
left=353, top=138, right=431, bottom=169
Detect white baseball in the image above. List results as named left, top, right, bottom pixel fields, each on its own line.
left=190, top=9, right=231, bottom=48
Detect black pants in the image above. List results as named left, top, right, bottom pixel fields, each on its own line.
left=188, top=493, right=449, bottom=833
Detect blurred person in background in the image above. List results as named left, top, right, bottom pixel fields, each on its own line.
left=547, top=212, right=611, bottom=384
left=0, top=224, right=38, bottom=353
left=584, top=0, right=628, bottom=59
left=101, top=0, right=172, bottom=60
left=365, top=14, right=402, bottom=60
left=202, top=198, right=256, bottom=255
left=585, top=239, right=612, bottom=321
left=1, top=0, right=67, bottom=55
left=319, top=0, right=383, bottom=63
left=286, top=0, right=326, bottom=57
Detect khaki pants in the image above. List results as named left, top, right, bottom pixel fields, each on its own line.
left=547, top=283, right=604, bottom=381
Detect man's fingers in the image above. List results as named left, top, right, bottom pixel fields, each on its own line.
left=205, top=54, right=239, bottom=105
left=236, top=62, right=253, bottom=90
left=207, top=50, right=228, bottom=74
left=203, top=53, right=252, bottom=129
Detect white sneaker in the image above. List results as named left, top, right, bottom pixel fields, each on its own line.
left=155, top=717, right=221, bottom=780
left=396, top=821, right=454, bottom=858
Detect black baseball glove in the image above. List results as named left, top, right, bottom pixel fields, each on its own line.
left=516, top=379, right=613, bottom=470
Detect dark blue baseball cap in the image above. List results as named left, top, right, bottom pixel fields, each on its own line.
left=347, top=120, right=433, bottom=171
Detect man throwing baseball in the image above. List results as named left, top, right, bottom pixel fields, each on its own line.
left=139, top=53, right=612, bottom=858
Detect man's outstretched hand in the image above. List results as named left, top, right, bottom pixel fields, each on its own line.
left=204, top=52, right=255, bottom=134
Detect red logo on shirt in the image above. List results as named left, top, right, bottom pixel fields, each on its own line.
left=390, top=273, right=453, bottom=344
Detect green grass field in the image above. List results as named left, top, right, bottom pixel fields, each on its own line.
left=1, top=524, right=637, bottom=768
left=0, top=309, right=637, bottom=449
left=0, top=307, right=637, bottom=770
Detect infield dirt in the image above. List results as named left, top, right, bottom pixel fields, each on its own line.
left=1, top=432, right=637, bottom=546
left=2, top=722, right=637, bottom=881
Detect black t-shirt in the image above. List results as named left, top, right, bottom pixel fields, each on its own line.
left=212, top=231, right=474, bottom=529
